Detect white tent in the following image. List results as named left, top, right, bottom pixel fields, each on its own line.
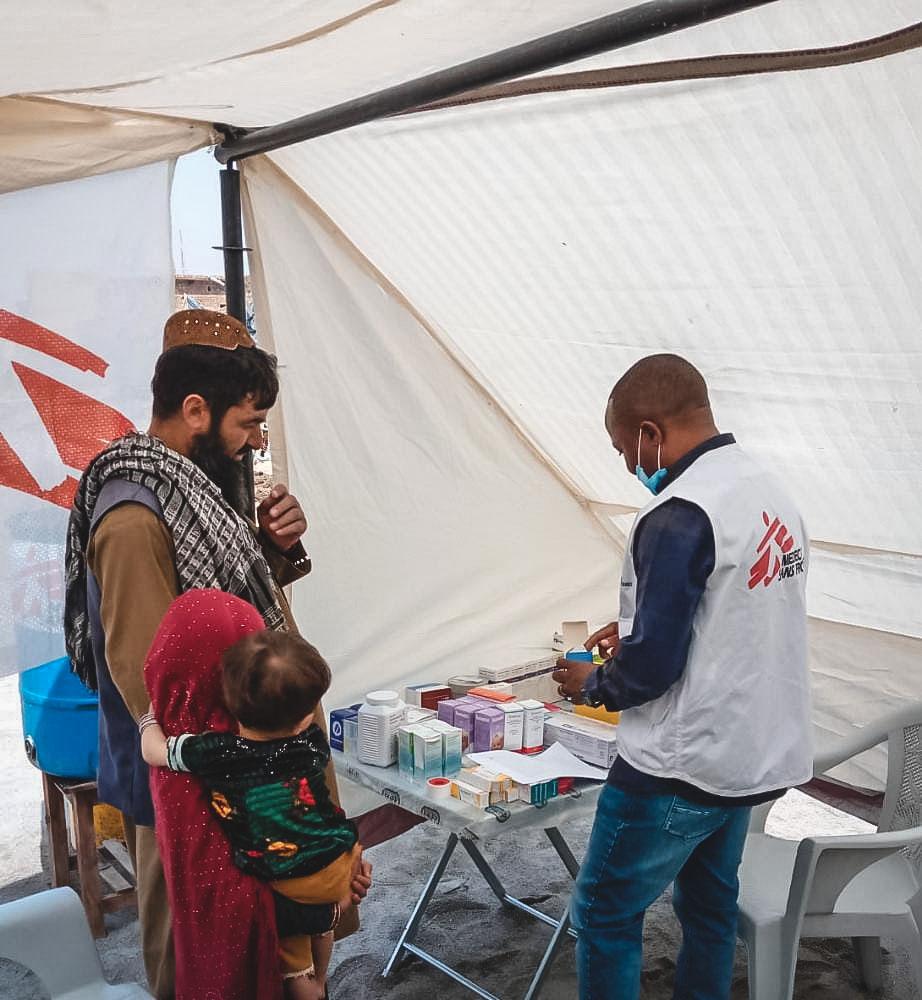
left=2, top=1, right=920, bottom=789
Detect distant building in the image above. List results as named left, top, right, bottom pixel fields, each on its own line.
left=174, top=274, right=252, bottom=314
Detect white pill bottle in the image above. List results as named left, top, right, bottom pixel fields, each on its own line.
left=358, top=690, right=407, bottom=766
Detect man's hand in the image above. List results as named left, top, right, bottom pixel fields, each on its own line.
left=256, top=484, right=307, bottom=552
left=587, top=621, right=620, bottom=659
left=552, top=657, right=595, bottom=704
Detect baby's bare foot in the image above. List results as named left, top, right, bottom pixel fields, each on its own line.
left=285, top=973, right=326, bottom=1000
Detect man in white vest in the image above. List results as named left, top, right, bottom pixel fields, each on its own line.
left=553, top=354, right=812, bottom=1000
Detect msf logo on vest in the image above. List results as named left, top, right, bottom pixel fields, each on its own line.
left=748, top=511, right=804, bottom=590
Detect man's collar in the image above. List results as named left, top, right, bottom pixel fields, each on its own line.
left=659, top=433, right=736, bottom=491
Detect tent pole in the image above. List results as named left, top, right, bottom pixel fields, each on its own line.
left=217, top=163, right=256, bottom=517
left=215, top=0, right=778, bottom=163
left=219, top=166, right=247, bottom=322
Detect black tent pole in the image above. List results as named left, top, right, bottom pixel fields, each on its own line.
left=216, top=163, right=256, bottom=517
left=215, top=0, right=778, bottom=163
left=219, top=166, right=247, bottom=322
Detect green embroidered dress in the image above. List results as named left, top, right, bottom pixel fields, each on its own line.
left=166, top=723, right=358, bottom=880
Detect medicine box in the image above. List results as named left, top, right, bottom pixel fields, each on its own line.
left=518, top=699, right=546, bottom=753
left=436, top=698, right=462, bottom=726
left=404, top=684, right=453, bottom=711
left=574, top=703, right=621, bottom=725
left=452, top=702, right=479, bottom=752
left=398, top=722, right=463, bottom=779
left=460, top=766, right=511, bottom=796
left=329, top=705, right=360, bottom=753
left=467, top=684, right=516, bottom=703
left=473, top=706, right=506, bottom=751
left=511, top=778, right=558, bottom=805
left=450, top=779, right=490, bottom=810
left=397, top=725, right=417, bottom=777
left=422, top=719, right=463, bottom=776
left=343, top=715, right=359, bottom=757
left=413, top=726, right=443, bottom=780
left=497, top=702, right=524, bottom=751
left=406, top=706, right=436, bottom=725
left=478, top=655, right=558, bottom=684
left=544, top=714, right=618, bottom=769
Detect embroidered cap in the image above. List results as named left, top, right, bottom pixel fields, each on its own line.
left=162, top=309, right=254, bottom=353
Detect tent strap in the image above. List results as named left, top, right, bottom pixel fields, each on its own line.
left=409, top=19, right=922, bottom=113
left=215, top=0, right=779, bottom=161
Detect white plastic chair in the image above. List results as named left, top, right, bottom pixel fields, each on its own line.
left=0, top=887, right=152, bottom=998
left=737, top=704, right=922, bottom=1000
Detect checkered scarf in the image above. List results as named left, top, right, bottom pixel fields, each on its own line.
left=64, top=432, right=287, bottom=689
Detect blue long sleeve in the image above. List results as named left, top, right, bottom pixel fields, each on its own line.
left=584, top=498, right=715, bottom=711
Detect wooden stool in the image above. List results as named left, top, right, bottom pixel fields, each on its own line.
left=41, top=773, right=137, bottom=938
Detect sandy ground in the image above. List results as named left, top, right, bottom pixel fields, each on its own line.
left=0, top=673, right=917, bottom=999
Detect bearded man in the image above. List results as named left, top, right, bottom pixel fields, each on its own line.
left=63, top=310, right=350, bottom=997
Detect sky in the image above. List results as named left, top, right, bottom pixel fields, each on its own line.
left=170, top=149, right=228, bottom=276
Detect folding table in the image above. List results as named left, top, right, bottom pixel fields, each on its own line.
left=334, top=751, right=602, bottom=999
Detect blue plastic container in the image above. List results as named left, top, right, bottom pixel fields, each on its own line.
left=19, top=657, right=99, bottom=779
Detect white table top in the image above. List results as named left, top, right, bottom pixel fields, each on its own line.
left=333, top=749, right=603, bottom=840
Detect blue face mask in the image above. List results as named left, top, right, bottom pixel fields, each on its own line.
left=636, top=427, right=667, bottom=495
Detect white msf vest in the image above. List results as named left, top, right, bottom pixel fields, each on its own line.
left=617, top=443, right=813, bottom=797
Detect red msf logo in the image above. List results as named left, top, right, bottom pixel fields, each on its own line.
left=748, top=511, right=802, bottom=590
left=0, top=308, right=134, bottom=509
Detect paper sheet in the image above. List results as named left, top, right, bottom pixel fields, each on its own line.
left=467, top=742, right=608, bottom=784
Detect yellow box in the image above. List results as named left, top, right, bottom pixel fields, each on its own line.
left=575, top=703, right=620, bottom=725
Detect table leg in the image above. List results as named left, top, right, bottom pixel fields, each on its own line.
left=515, top=827, right=582, bottom=998
left=70, top=789, right=105, bottom=939
left=41, top=773, right=70, bottom=888
left=544, top=826, right=581, bottom=879
left=459, top=835, right=509, bottom=905
left=382, top=832, right=459, bottom=977
left=523, top=908, right=572, bottom=1000
left=402, top=944, right=500, bottom=1000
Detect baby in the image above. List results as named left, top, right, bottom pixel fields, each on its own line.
left=141, top=628, right=361, bottom=1000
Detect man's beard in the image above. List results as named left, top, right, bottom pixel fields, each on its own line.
left=189, top=428, right=250, bottom=513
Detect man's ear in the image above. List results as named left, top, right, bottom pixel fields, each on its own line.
left=181, top=394, right=211, bottom=434
left=638, top=419, right=663, bottom=446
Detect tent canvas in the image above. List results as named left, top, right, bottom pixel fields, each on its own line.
left=2, top=0, right=920, bottom=790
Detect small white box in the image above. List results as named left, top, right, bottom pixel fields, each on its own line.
left=544, top=715, right=618, bottom=769
left=518, top=699, right=546, bottom=752
left=561, top=620, right=590, bottom=650
left=461, top=766, right=511, bottom=794
left=421, top=719, right=463, bottom=775
left=450, top=779, right=490, bottom=809
left=479, top=655, right=558, bottom=684
left=413, top=726, right=443, bottom=780
left=497, top=702, right=524, bottom=751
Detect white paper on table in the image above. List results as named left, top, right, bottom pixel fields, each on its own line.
left=467, top=742, right=608, bottom=784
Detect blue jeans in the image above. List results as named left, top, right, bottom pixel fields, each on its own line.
left=571, top=784, right=751, bottom=1000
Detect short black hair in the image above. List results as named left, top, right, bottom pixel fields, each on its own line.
left=221, top=630, right=332, bottom=732
left=151, top=344, right=279, bottom=424
left=608, top=353, right=710, bottom=429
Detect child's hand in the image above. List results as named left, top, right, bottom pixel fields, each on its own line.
left=139, top=712, right=169, bottom=768
left=348, top=859, right=373, bottom=905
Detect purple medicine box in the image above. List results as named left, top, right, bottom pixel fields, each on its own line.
left=453, top=703, right=479, bottom=751
left=473, top=706, right=506, bottom=752
left=437, top=698, right=463, bottom=727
